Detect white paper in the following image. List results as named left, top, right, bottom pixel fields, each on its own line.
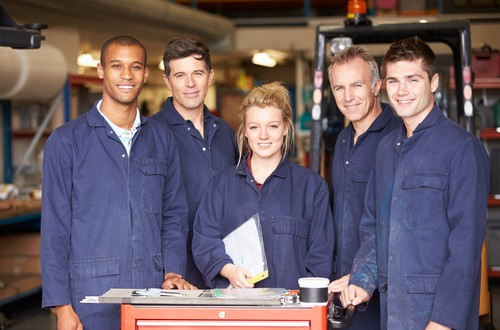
left=223, top=214, right=268, bottom=283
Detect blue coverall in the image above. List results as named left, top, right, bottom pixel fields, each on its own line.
left=41, top=102, right=189, bottom=329
left=332, top=103, right=401, bottom=329
left=350, top=104, right=490, bottom=329
left=192, top=156, right=334, bottom=289
left=151, top=97, right=237, bottom=288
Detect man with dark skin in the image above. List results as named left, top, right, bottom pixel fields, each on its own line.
left=41, top=36, right=194, bottom=329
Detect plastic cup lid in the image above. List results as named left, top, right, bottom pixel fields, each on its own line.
left=298, top=277, right=329, bottom=288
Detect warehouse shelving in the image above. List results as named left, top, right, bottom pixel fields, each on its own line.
left=481, top=128, right=500, bottom=140
left=0, top=200, right=41, bottom=307
left=450, top=77, right=500, bottom=90
left=459, top=76, right=500, bottom=279
left=0, top=73, right=102, bottom=308
left=490, top=196, right=500, bottom=207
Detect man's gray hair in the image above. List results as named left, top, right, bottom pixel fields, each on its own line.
left=327, top=44, right=380, bottom=93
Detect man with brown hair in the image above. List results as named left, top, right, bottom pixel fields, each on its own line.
left=152, top=37, right=237, bottom=289
left=343, top=36, right=489, bottom=330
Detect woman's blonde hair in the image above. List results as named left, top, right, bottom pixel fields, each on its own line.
left=236, top=81, right=295, bottom=164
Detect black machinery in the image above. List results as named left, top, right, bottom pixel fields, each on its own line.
left=0, top=4, right=46, bottom=49
left=327, top=292, right=355, bottom=329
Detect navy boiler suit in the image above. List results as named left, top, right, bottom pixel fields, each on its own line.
left=41, top=101, right=189, bottom=329
left=151, top=97, right=237, bottom=288
left=350, top=104, right=490, bottom=329
left=192, top=157, right=334, bottom=289
left=332, top=103, right=401, bottom=329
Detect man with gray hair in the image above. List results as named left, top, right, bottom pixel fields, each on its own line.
left=327, top=45, right=401, bottom=329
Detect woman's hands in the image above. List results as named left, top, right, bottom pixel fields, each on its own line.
left=220, top=264, right=254, bottom=288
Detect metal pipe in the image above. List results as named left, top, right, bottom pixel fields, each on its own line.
left=13, top=91, right=63, bottom=182
left=459, top=25, right=474, bottom=133
left=4, top=0, right=234, bottom=44
left=1, top=100, right=13, bottom=183
left=304, top=0, right=311, bottom=18
left=63, top=77, right=70, bottom=123
left=309, top=30, right=326, bottom=173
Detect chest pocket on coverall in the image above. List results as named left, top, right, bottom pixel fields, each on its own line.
left=402, top=172, right=448, bottom=230
left=352, top=169, right=369, bottom=213
left=139, top=159, right=168, bottom=214
left=271, top=216, right=309, bottom=271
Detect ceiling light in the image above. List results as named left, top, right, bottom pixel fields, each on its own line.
left=77, top=53, right=99, bottom=67
left=158, top=60, right=165, bottom=71
left=252, top=52, right=277, bottom=68
left=330, top=37, right=353, bottom=54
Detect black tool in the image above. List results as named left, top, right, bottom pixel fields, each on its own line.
left=0, top=4, right=47, bottom=49
left=327, top=292, right=355, bottom=329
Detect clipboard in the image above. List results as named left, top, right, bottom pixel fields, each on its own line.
left=223, top=213, right=268, bottom=284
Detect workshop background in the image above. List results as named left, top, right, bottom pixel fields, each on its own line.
left=0, top=0, right=499, bottom=328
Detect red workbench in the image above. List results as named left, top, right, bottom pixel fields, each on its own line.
left=121, top=304, right=327, bottom=330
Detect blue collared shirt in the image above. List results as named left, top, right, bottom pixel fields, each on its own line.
left=331, top=103, right=401, bottom=330
left=332, top=103, right=401, bottom=279
left=350, top=103, right=490, bottom=329
left=151, top=97, right=237, bottom=288
left=41, top=100, right=189, bottom=329
left=97, top=100, right=141, bottom=155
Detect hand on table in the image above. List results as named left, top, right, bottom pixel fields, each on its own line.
left=162, top=273, right=198, bottom=290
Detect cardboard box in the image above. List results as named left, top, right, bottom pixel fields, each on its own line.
left=449, top=51, right=500, bottom=80
left=0, top=274, right=41, bottom=302
left=472, top=51, right=500, bottom=78
left=0, top=233, right=40, bottom=275
left=0, top=233, right=41, bottom=304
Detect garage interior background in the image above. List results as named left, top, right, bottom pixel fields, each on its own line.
left=0, top=0, right=499, bottom=328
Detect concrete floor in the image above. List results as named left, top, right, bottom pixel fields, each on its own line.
left=2, top=285, right=500, bottom=329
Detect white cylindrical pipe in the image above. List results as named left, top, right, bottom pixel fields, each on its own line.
left=0, top=44, right=67, bottom=100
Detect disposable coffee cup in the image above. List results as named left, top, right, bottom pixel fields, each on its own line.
left=298, top=277, right=329, bottom=306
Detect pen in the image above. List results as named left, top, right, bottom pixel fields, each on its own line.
left=161, top=290, right=186, bottom=297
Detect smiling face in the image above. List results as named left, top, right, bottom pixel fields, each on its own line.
left=385, top=59, right=438, bottom=131
left=97, top=44, right=149, bottom=110
left=329, top=57, right=381, bottom=129
left=164, top=55, right=214, bottom=114
left=244, top=105, right=288, bottom=163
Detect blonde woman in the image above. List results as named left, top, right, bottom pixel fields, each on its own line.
left=192, top=82, right=333, bottom=289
